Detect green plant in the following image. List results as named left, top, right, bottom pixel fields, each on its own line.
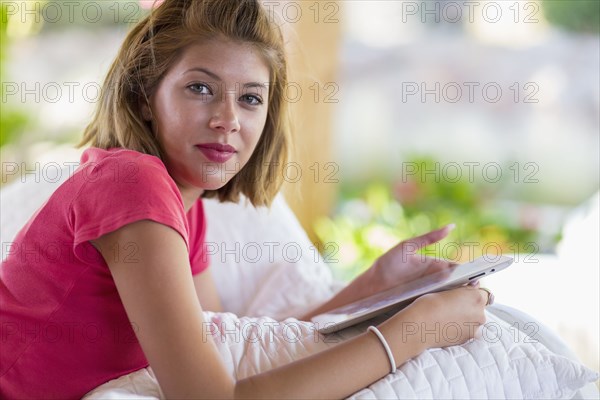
left=0, top=2, right=30, bottom=149
left=542, top=0, right=600, bottom=34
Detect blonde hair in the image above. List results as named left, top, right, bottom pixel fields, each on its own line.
left=79, top=0, right=291, bottom=207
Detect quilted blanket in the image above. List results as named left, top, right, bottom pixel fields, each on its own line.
left=82, top=307, right=597, bottom=399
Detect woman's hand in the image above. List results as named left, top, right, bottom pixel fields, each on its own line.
left=381, top=284, right=489, bottom=351
left=297, top=224, right=458, bottom=321
left=354, top=224, right=457, bottom=300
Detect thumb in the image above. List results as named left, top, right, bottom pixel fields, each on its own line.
left=400, top=223, right=456, bottom=251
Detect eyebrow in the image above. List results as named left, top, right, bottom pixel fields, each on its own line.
left=184, top=67, right=268, bottom=90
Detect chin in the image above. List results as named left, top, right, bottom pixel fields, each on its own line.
left=198, top=176, right=235, bottom=191
left=196, top=162, right=241, bottom=187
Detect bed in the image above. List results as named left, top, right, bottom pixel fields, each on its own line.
left=1, top=166, right=598, bottom=399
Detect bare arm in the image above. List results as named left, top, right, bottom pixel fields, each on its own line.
left=193, top=268, right=223, bottom=312
left=92, top=221, right=233, bottom=398
left=93, top=220, right=486, bottom=399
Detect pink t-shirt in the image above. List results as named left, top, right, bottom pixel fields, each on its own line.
left=0, top=147, right=210, bottom=399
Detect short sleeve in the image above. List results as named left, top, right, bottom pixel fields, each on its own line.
left=187, top=198, right=210, bottom=276
left=68, top=152, right=190, bottom=262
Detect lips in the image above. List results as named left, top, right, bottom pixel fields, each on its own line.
left=195, top=143, right=236, bottom=163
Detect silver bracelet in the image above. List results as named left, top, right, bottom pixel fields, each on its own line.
left=367, top=326, right=397, bottom=374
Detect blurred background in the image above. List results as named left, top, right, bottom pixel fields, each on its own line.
left=1, top=0, right=598, bottom=380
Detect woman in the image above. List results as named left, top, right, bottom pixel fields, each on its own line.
left=0, top=0, right=490, bottom=398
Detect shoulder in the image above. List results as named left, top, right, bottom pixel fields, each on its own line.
left=67, top=147, right=185, bottom=217
left=79, top=147, right=169, bottom=180
left=75, top=147, right=177, bottom=194
left=66, top=148, right=188, bottom=245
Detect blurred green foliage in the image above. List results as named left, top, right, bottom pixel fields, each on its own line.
left=314, top=155, right=554, bottom=282
left=542, top=0, right=600, bottom=34
left=0, top=3, right=29, bottom=148
left=0, top=1, right=152, bottom=149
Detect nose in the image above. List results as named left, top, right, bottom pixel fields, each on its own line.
left=208, top=95, right=240, bottom=134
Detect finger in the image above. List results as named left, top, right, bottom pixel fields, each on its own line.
left=422, top=258, right=454, bottom=276
left=400, top=223, right=456, bottom=251
left=478, top=287, right=493, bottom=306
left=463, top=280, right=480, bottom=289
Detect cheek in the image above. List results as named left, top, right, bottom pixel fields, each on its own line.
left=247, top=118, right=267, bottom=149
left=150, top=93, right=174, bottom=139
left=153, top=98, right=193, bottom=143
left=252, top=110, right=269, bottom=140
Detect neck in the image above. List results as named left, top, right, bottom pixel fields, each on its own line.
left=179, top=186, right=204, bottom=213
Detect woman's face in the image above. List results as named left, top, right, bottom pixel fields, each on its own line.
left=146, top=38, right=270, bottom=202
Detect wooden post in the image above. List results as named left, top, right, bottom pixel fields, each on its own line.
left=280, top=1, right=342, bottom=245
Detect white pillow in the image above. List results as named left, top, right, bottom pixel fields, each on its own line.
left=84, top=311, right=598, bottom=399
left=204, top=193, right=340, bottom=320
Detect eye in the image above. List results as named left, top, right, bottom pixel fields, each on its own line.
left=187, top=83, right=212, bottom=95
left=240, top=94, right=264, bottom=106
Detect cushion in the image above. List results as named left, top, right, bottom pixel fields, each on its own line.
left=83, top=310, right=598, bottom=399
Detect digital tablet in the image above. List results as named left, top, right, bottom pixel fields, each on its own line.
left=311, top=255, right=513, bottom=334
